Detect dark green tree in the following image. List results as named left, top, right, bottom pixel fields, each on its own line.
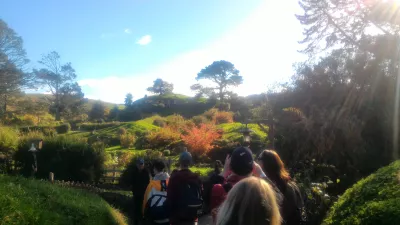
left=124, top=93, right=133, bottom=107
left=89, top=100, right=107, bottom=121
left=147, top=78, right=174, bottom=95
left=108, top=105, right=120, bottom=121
left=34, top=51, right=84, bottom=121
left=0, top=19, right=30, bottom=115
left=195, top=60, right=242, bottom=102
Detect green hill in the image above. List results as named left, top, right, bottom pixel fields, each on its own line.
left=0, top=175, right=127, bottom=225
left=323, top=160, right=400, bottom=225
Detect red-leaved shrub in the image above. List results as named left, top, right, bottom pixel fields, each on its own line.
left=181, top=124, right=221, bottom=157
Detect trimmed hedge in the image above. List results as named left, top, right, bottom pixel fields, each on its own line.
left=323, top=160, right=400, bottom=225
left=19, top=123, right=71, bottom=134
left=15, top=135, right=105, bottom=182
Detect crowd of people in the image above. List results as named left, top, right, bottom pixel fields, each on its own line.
left=130, top=147, right=304, bottom=225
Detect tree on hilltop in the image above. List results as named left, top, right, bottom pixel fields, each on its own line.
left=193, top=60, right=242, bottom=102
left=147, top=78, right=174, bottom=95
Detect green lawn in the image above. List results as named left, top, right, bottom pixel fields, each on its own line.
left=0, top=175, right=127, bottom=225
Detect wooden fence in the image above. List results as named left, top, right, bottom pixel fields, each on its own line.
left=101, top=167, right=123, bottom=184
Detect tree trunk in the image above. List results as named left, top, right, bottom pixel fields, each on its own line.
left=219, top=86, right=224, bottom=102
left=55, top=93, right=61, bottom=121
left=3, top=94, right=7, bottom=114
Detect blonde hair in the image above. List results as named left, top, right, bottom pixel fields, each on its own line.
left=216, top=177, right=281, bottom=225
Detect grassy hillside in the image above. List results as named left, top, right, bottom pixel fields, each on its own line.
left=323, top=160, right=400, bottom=225
left=0, top=175, right=127, bottom=225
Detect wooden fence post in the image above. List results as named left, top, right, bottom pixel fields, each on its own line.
left=112, top=166, right=116, bottom=183
left=49, top=172, right=54, bottom=183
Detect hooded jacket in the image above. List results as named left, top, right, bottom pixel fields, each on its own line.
left=166, top=168, right=202, bottom=224
left=142, top=172, right=170, bottom=216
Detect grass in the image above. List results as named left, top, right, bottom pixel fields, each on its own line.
left=0, top=175, right=127, bottom=225
left=217, top=122, right=268, bottom=142
left=323, top=160, right=400, bottom=225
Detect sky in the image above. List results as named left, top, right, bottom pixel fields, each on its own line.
left=1, top=0, right=305, bottom=103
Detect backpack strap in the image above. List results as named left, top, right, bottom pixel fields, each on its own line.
left=160, top=180, right=167, bottom=191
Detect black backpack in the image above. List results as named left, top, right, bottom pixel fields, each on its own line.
left=177, top=181, right=203, bottom=220
left=144, top=180, right=169, bottom=224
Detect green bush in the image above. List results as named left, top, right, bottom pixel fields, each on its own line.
left=15, top=135, right=105, bottom=183
left=0, top=126, right=19, bottom=173
left=0, top=175, right=127, bottom=225
left=192, top=115, right=208, bottom=126
left=56, top=123, right=71, bottom=134
left=163, top=150, right=171, bottom=156
left=323, top=160, right=400, bottom=225
left=120, top=134, right=136, bottom=149
left=42, top=127, right=57, bottom=137
left=153, top=117, right=166, bottom=127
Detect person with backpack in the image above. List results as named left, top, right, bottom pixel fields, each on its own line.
left=166, top=150, right=203, bottom=225
left=210, top=146, right=255, bottom=224
left=142, top=159, right=170, bottom=225
left=257, top=150, right=305, bottom=225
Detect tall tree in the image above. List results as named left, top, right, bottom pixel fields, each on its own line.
left=89, top=100, right=107, bottom=121
left=125, top=93, right=133, bottom=107
left=108, top=105, right=120, bottom=121
left=147, top=78, right=174, bottom=95
left=296, top=0, right=397, bottom=55
left=0, top=19, right=30, bottom=115
left=34, top=51, right=84, bottom=121
left=195, top=60, right=242, bottom=102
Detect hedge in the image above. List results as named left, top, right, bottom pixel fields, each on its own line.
left=14, top=135, right=105, bottom=183
left=323, top=160, right=400, bottom=225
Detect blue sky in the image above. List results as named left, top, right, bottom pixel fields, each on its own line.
left=1, top=0, right=304, bottom=103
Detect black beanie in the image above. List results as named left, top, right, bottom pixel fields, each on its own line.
left=230, top=147, right=253, bottom=176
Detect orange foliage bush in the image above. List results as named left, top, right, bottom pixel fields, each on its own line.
left=146, top=127, right=181, bottom=150
left=181, top=124, right=221, bottom=157
left=214, top=111, right=234, bottom=124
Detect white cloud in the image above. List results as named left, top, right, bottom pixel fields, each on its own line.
left=124, top=28, right=132, bottom=34
left=82, top=1, right=305, bottom=103
left=136, top=35, right=152, bottom=45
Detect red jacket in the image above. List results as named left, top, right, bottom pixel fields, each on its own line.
left=166, top=169, right=202, bottom=225
left=210, top=174, right=247, bottom=223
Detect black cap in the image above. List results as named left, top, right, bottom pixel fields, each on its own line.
left=230, top=147, right=253, bottom=176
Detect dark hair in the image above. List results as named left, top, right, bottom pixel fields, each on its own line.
left=214, top=160, right=223, bottom=174
left=153, top=159, right=166, bottom=172
left=258, top=150, right=290, bottom=190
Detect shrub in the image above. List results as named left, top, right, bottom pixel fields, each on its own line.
left=152, top=116, right=166, bottom=127
left=118, top=127, right=127, bottom=136
left=22, top=114, right=39, bottom=126
left=56, top=123, right=71, bottom=134
left=163, top=150, right=171, bottom=156
left=120, top=134, right=136, bottom=149
left=15, top=135, right=105, bottom=182
left=323, top=160, right=400, bottom=225
left=214, top=111, right=234, bottom=124
left=181, top=124, right=221, bottom=159
left=42, top=127, right=57, bottom=137
left=0, top=175, right=127, bottom=225
left=146, top=127, right=181, bottom=150
left=192, top=115, right=208, bottom=126
left=0, top=126, right=19, bottom=173
left=165, top=114, right=186, bottom=130
left=203, top=108, right=218, bottom=121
